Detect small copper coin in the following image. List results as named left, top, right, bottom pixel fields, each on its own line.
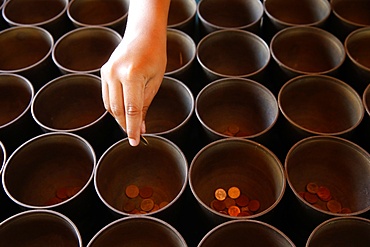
left=66, top=186, right=81, bottom=198
left=340, top=207, right=352, bottom=214
left=123, top=201, right=136, bottom=212
left=327, top=199, right=342, bottom=213
left=235, top=131, right=247, bottom=137
left=223, top=130, right=234, bottom=137
left=139, top=186, right=153, bottom=199
left=211, top=199, right=226, bottom=211
left=312, top=203, right=323, bottom=210
left=306, top=182, right=319, bottom=194
left=130, top=208, right=140, bottom=214
left=248, top=199, right=260, bottom=212
left=125, top=184, right=140, bottom=198
left=159, top=201, right=169, bottom=209
left=141, top=198, right=155, bottom=212
left=224, top=197, right=236, bottom=208
left=241, top=206, right=251, bottom=213
left=214, top=188, right=227, bottom=201
left=151, top=204, right=160, bottom=212
left=228, top=124, right=240, bottom=135
left=237, top=211, right=251, bottom=217
left=45, top=196, right=63, bottom=206
left=298, top=191, right=305, bottom=198
left=56, top=187, right=69, bottom=200
left=304, top=192, right=319, bottom=204
left=228, top=186, right=241, bottom=199
left=235, top=194, right=250, bottom=207
left=317, top=186, right=331, bottom=201
left=228, top=205, right=241, bottom=217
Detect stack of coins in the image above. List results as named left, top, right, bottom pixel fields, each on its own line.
left=222, top=124, right=247, bottom=137
left=210, top=186, right=261, bottom=217
left=122, top=184, right=169, bottom=214
left=45, top=186, right=81, bottom=205
left=298, top=182, right=351, bottom=213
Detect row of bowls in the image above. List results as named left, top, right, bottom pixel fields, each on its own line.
left=1, top=126, right=370, bottom=246
left=1, top=208, right=369, bottom=246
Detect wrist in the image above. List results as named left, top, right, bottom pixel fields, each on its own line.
left=125, top=0, right=170, bottom=38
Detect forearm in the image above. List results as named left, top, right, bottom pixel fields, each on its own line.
left=125, top=0, right=171, bottom=42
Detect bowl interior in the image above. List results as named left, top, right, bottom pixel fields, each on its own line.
left=3, top=134, right=95, bottom=207
left=190, top=139, right=284, bottom=216
left=286, top=137, right=370, bottom=214
left=95, top=136, right=187, bottom=214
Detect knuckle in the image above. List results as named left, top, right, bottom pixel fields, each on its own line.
left=123, top=65, right=147, bottom=83
left=100, top=62, right=111, bottom=77
left=126, top=104, right=141, bottom=117
left=110, top=105, right=124, bottom=118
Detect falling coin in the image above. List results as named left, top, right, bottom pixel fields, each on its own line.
left=140, top=135, right=149, bottom=145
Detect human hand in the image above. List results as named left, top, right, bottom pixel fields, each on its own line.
left=101, top=32, right=166, bottom=146
left=100, top=0, right=170, bottom=146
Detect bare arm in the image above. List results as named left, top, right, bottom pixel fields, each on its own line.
left=101, top=0, right=170, bottom=146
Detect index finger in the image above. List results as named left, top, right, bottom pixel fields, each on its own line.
left=122, top=77, right=145, bottom=146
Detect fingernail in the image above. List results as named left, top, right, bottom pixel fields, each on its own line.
left=128, top=138, right=139, bottom=146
